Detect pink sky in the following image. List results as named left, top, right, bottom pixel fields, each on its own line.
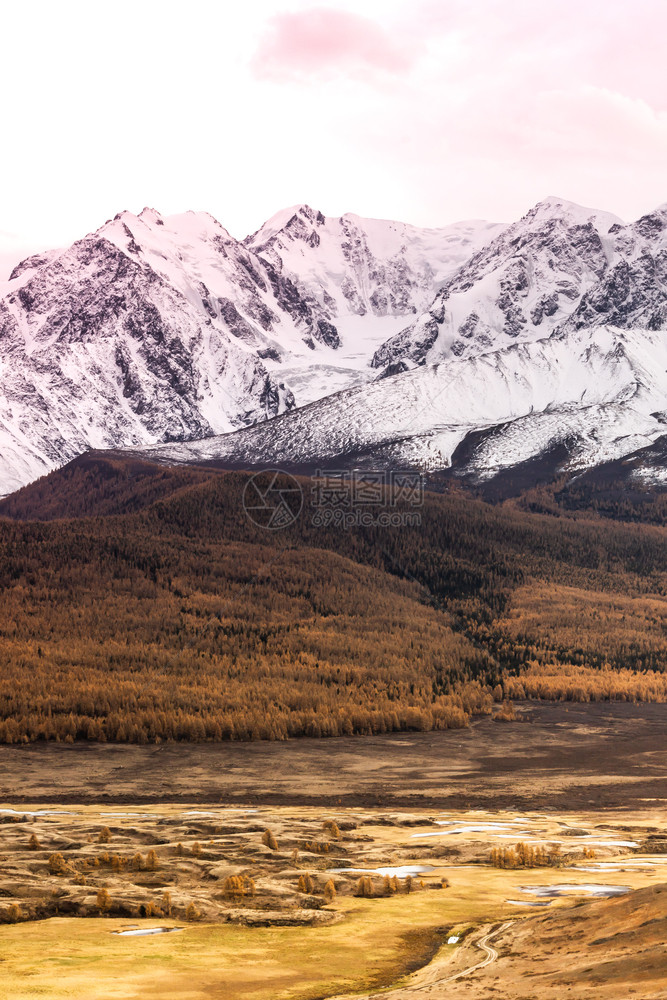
left=1, top=0, right=666, bottom=277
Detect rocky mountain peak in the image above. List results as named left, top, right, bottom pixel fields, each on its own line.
left=524, top=195, right=622, bottom=229
left=369, top=195, right=667, bottom=373
left=5, top=196, right=667, bottom=497
left=244, top=204, right=326, bottom=253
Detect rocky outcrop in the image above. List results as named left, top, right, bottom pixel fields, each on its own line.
left=371, top=198, right=667, bottom=372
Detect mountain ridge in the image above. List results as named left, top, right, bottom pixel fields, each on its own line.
left=0, top=202, right=506, bottom=493
left=3, top=196, right=667, bottom=497
left=137, top=323, right=667, bottom=485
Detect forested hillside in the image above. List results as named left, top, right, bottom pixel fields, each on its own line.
left=0, top=456, right=666, bottom=744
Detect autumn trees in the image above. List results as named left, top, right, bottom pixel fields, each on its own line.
left=262, top=829, right=278, bottom=851
left=0, top=464, right=666, bottom=746
left=0, top=517, right=497, bottom=744
left=490, top=842, right=565, bottom=869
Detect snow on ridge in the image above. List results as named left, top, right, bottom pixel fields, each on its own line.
left=4, top=194, right=667, bottom=495
left=370, top=193, right=667, bottom=374
left=142, top=324, right=667, bottom=479
left=244, top=204, right=321, bottom=249
left=525, top=195, right=624, bottom=231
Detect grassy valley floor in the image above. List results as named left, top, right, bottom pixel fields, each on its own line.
left=0, top=802, right=665, bottom=1000
left=0, top=703, right=665, bottom=1000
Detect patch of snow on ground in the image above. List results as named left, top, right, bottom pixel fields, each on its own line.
left=112, top=927, right=184, bottom=937
left=520, top=884, right=631, bottom=898
left=328, top=865, right=435, bottom=878
left=507, top=899, right=553, bottom=907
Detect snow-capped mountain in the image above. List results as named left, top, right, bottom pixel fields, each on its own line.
left=0, top=206, right=499, bottom=494
left=244, top=205, right=505, bottom=403
left=0, top=208, right=312, bottom=493
left=371, top=197, right=667, bottom=372
left=140, top=324, right=667, bottom=483
left=4, top=196, right=667, bottom=496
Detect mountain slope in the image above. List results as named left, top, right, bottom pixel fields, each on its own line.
left=2, top=459, right=667, bottom=744
left=371, top=197, right=667, bottom=371
left=4, top=196, right=667, bottom=497
left=0, top=208, right=320, bottom=493
left=0, top=205, right=504, bottom=495
left=245, top=204, right=505, bottom=403
left=139, top=324, right=667, bottom=485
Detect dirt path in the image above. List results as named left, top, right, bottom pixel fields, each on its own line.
left=432, top=921, right=514, bottom=987
left=327, top=921, right=514, bottom=1000
left=390, top=921, right=514, bottom=995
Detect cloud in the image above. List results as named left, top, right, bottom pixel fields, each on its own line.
left=4, top=0, right=667, bottom=253
left=530, top=87, right=667, bottom=161
left=251, top=7, right=419, bottom=81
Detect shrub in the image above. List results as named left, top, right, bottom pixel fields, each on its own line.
left=297, top=874, right=314, bottom=894
left=223, top=875, right=255, bottom=900
left=96, top=888, right=112, bottom=914
left=494, top=700, right=517, bottom=722
left=548, top=845, right=563, bottom=868
left=262, top=829, right=278, bottom=851
left=354, top=876, right=373, bottom=898
left=48, top=853, right=68, bottom=875
left=5, top=904, right=23, bottom=923
left=302, top=840, right=329, bottom=854
left=223, top=876, right=243, bottom=899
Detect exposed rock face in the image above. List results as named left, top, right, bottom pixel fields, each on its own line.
left=246, top=204, right=505, bottom=374
left=5, top=196, right=667, bottom=494
left=0, top=208, right=327, bottom=492
left=0, top=204, right=503, bottom=492
left=370, top=198, right=667, bottom=371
